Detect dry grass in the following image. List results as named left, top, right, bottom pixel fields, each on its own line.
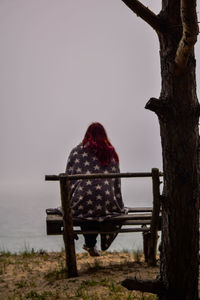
left=0, top=250, right=159, bottom=299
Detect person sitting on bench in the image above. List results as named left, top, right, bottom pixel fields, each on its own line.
left=65, top=122, right=126, bottom=256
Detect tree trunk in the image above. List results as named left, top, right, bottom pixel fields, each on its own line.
left=121, top=0, right=199, bottom=298
left=146, top=14, right=199, bottom=300
left=159, top=65, right=199, bottom=300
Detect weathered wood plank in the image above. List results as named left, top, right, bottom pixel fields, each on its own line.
left=59, top=175, right=78, bottom=277
left=46, top=214, right=155, bottom=224
left=45, top=172, right=159, bottom=181
left=147, top=168, right=161, bottom=266
left=46, top=212, right=157, bottom=225
left=73, top=228, right=150, bottom=234
left=126, top=207, right=153, bottom=212
left=46, top=213, right=162, bottom=235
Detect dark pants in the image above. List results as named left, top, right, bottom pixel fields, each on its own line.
left=81, top=221, right=120, bottom=250
left=81, top=222, right=100, bottom=248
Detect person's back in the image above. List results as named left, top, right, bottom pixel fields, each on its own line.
left=66, top=122, right=125, bottom=255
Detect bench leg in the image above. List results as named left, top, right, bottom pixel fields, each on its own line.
left=60, top=175, right=78, bottom=277
left=143, top=231, right=151, bottom=263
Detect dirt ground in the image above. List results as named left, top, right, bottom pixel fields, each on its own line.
left=0, top=250, right=159, bottom=299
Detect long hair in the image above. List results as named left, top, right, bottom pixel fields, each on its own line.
left=82, top=122, right=119, bottom=166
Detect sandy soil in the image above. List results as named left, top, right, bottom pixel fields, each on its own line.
left=0, top=250, right=160, bottom=299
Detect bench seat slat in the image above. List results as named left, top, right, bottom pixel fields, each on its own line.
left=46, top=213, right=156, bottom=224
left=46, top=211, right=162, bottom=235
left=73, top=227, right=150, bottom=234
left=126, top=207, right=153, bottom=212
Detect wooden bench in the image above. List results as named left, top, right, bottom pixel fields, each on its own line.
left=45, top=168, right=162, bottom=277
left=46, top=207, right=159, bottom=235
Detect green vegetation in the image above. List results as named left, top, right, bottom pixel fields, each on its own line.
left=0, top=249, right=159, bottom=300
left=0, top=245, right=48, bottom=256
left=44, top=263, right=67, bottom=282
left=25, top=290, right=55, bottom=299
left=133, top=249, right=143, bottom=263
left=0, top=247, right=12, bottom=256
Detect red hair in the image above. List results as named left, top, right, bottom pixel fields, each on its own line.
left=82, top=122, right=119, bottom=166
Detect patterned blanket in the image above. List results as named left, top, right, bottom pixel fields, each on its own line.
left=66, top=143, right=126, bottom=250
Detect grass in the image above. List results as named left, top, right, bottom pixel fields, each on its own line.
left=120, top=247, right=144, bottom=263
left=133, top=249, right=143, bottom=263
left=72, top=278, right=157, bottom=300
left=24, top=290, right=54, bottom=299
left=0, top=248, right=159, bottom=300
left=0, top=245, right=48, bottom=256
left=44, top=265, right=67, bottom=282
left=0, top=247, right=12, bottom=256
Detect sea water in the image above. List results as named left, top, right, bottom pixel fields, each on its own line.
left=0, top=178, right=160, bottom=253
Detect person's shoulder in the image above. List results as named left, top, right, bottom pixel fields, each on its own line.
left=70, top=143, right=85, bottom=155
left=111, top=157, right=119, bottom=166
left=109, top=157, right=120, bottom=172
left=68, top=143, right=80, bottom=155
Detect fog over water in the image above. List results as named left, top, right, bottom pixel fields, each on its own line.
left=0, top=1, right=199, bottom=252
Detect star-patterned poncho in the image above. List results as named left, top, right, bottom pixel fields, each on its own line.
left=66, top=143, right=125, bottom=221
left=66, top=143, right=126, bottom=250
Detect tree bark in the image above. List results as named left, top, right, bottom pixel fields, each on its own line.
left=122, top=278, right=164, bottom=294
left=146, top=2, right=199, bottom=298
left=157, top=55, right=199, bottom=300
left=121, top=0, right=165, bottom=32
left=122, top=0, right=200, bottom=299
left=175, top=0, right=199, bottom=68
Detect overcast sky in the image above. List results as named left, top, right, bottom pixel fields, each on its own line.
left=0, top=0, right=200, bottom=187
